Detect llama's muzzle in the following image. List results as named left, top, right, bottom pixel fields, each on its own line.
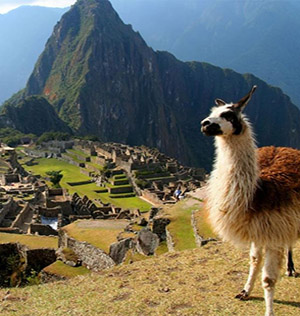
left=201, top=120, right=222, bottom=136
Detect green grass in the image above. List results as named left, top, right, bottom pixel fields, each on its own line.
left=113, top=174, right=127, bottom=180
left=105, top=183, right=132, bottom=189
left=63, top=220, right=127, bottom=253
left=43, top=260, right=90, bottom=278
left=155, top=241, right=169, bottom=255
left=194, top=208, right=217, bottom=240
left=0, top=232, right=58, bottom=249
left=97, top=192, right=151, bottom=212
left=22, top=158, right=90, bottom=184
left=85, top=161, right=103, bottom=171
left=3, top=242, right=300, bottom=315
left=109, top=193, right=136, bottom=198
left=63, top=152, right=85, bottom=164
left=0, top=158, right=10, bottom=174
left=67, top=148, right=89, bottom=158
left=163, top=199, right=202, bottom=251
left=22, top=157, right=151, bottom=211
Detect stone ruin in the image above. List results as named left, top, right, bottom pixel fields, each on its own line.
left=55, top=206, right=170, bottom=274
left=88, top=141, right=206, bottom=204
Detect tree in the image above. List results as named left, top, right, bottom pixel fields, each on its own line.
left=46, top=170, right=63, bottom=188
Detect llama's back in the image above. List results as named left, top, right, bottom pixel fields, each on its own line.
left=258, top=146, right=300, bottom=190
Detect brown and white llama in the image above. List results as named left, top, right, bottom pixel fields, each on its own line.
left=201, top=85, right=300, bottom=316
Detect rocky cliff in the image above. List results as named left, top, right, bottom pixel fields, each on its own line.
left=3, top=0, right=300, bottom=170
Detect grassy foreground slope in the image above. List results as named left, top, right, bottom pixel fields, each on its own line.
left=1, top=241, right=300, bottom=316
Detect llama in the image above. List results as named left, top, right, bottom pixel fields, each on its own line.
left=201, top=85, right=300, bottom=316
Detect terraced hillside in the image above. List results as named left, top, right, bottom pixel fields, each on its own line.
left=20, top=155, right=151, bottom=211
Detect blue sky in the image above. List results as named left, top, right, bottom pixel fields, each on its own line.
left=0, top=0, right=76, bottom=14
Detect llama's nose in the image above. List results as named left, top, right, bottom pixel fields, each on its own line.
left=201, top=119, right=221, bottom=136
left=201, top=119, right=210, bottom=127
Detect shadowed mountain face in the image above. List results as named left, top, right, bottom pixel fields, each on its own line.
left=0, top=6, right=68, bottom=104
left=110, top=0, right=300, bottom=108
left=3, top=0, right=300, bottom=170
left=0, top=96, right=71, bottom=135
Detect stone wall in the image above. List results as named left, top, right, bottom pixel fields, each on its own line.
left=0, top=243, right=27, bottom=287
left=46, top=200, right=72, bottom=215
left=141, top=189, right=163, bottom=205
left=3, top=174, right=20, bottom=184
left=11, top=202, right=31, bottom=231
left=95, top=147, right=113, bottom=159
left=47, top=188, right=64, bottom=196
left=0, top=197, right=18, bottom=225
left=59, top=229, right=115, bottom=271
left=29, top=223, right=58, bottom=236
left=80, top=168, right=94, bottom=177
left=108, top=186, right=133, bottom=194
left=26, top=248, right=56, bottom=273
left=38, top=206, right=61, bottom=218
left=67, top=180, right=93, bottom=186
left=0, top=227, right=22, bottom=234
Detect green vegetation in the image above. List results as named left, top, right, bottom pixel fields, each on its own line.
left=0, top=233, right=58, bottom=249
left=194, top=208, right=217, bottom=240
left=134, top=167, right=164, bottom=177
left=0, top=158, right=10, bottom=174
left=46, top=170, right=63, bottom=188
left=43, top=260, right=90, bottom=278
left=135, top=178, right=150, bottom=189
left=113, top=174, right=127, bottom=180
left=122, top=249, right=149, bottom=264
left=2, top=241, right=300, bottom=315
left=63, top=221, right=127, bottom=253
left=67, top=148, right=89, bottom=158
left=22, top=158, right=151, bottom=211
left=109, top=193, right=136, bottom=198
left=63, top=152, right=85, bottom=164
left=0, top=127, right=35, bottom=147
left=85, top=161, right=103, bottom=171
left=163, top=199, right=202, bottom=251
left=61, top=248, right=79, bottom=262
left=37, top=131, right=71, bottom=144
left=22, top=157, right=91, bottom=186
left=155, top=241, right=168, bottom=255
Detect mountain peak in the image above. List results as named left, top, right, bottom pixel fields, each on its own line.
left=4, top=0, right=300, bottom=170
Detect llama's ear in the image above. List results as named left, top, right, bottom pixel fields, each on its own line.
left=215, top=98, right=226, bottom=106
left=233, top=85, right=257, bottom=111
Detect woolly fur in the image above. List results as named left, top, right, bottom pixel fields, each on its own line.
left=207, top=113, right=300, bottom=249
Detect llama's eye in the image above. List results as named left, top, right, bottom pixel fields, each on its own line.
left=220, top=111, right=235, bottom=122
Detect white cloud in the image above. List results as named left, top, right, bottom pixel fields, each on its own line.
left=0, top=0, right=76, bottom=14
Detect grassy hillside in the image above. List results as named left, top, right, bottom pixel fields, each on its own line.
left=43, top=261, right=90, bottom=279
left=63, top=220, right=129, bottom=253
left=1, top=241, right=300, bottom=315
left=1, top=191, right=299, bottom=315
left=0, top=233, right=58, bottom=249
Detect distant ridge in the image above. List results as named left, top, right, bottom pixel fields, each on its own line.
left=3, top=0, right=300, bottom=170
left=0, top=5, right=68, bottom=104
left=110, top=0, right=300, bottom=108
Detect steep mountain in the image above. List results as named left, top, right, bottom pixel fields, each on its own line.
left=110, top=0, right=300, bottom=108
left=0, top=96, right=71, bottom=135
left=0, top=6, right=68, bottom=104
left=4, top=0, right=300, bottom=170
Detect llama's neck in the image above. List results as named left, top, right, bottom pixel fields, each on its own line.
left=208, top=123, right=259, bottom=214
